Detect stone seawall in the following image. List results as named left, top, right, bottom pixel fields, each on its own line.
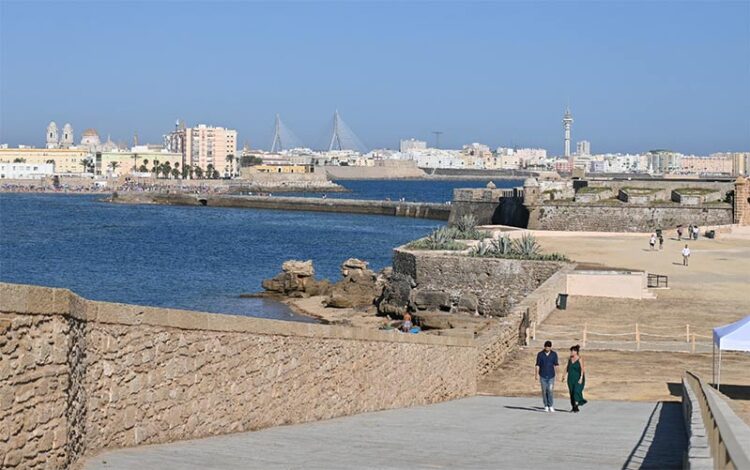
left=110, top=193, right=451, bottom=221
left=0, top=283, right=476, bottom=469
left=527, top=202, right=733, bottom=232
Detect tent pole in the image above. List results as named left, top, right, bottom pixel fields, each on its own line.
left=712, top=342, right=715, bottom=387
left=717, top=348, right=722, bottom=392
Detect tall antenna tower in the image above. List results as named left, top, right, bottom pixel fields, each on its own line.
left=432, top=131, right=443, bottom=149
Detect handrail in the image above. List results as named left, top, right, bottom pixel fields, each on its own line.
left=685, top=371, right=750, bottom=470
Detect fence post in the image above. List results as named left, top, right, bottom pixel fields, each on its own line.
left=582, top=323, right=587, bottom=348
left=691, top=333, right=696, bottom=353
left=635, top=323, right=640, bottom=351
left=686, top=324, right=690, bottom=343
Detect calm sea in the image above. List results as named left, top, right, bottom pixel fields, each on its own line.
left=0, top=179, right=519, bottom=321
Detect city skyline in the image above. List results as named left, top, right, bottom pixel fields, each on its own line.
left=1, top=1, right=749, bottom=155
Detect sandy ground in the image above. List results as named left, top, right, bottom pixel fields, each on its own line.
left=481, top=226, right=750, bottom=423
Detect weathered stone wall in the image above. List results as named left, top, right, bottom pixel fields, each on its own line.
left=393, top=249, right=566, bottom=317
left=527, top=203, right=733, bottom=232
left=449, top=188, right=529, bottom=227
left=0, top=283, right=476, bottom=469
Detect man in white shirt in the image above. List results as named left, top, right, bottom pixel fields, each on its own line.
left=682, top=244, right=691, bottom=266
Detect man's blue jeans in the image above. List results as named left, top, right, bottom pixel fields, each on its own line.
left=540, top=376, right=555, bottom=408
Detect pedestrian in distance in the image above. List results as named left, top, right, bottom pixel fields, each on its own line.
left=658, top=233, right=664, bottom=250
left=649, top=234, right=656, bottom=250
left=535, top=340, right=559, bottom=413
left=682, top=244, right=691, bottom=266
left=677, top=226, right=683, bottom=240
left=693, top=225, right=700, bottom=240
left=562, top=345, right=587, bottom=413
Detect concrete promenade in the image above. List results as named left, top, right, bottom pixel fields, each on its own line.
left=83, top=396, right=686, bottom=469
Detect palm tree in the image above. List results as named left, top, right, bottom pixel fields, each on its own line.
left=161, top=162, right=172, bottom=179
left=193, top=166, right=204, bottom=179
left=132, top=153, right=139, bottom=173
left=13, top=158, right=27, bottom=163
left=171, top=167, right=180, bottom=179
left=79, top=159, right=90, bottom=174
left=109, top=161, right=119, bottom=178
left=182, top=166, right=191, bottom=179
left=226, top=154, right=235, bottom=177
left=151, top=159, right=160, bottom=178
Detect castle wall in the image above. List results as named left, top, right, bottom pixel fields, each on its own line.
left=526, top=202, right=733, bottom=232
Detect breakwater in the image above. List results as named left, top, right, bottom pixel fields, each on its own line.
left=110, top=192, right=452, bottom=220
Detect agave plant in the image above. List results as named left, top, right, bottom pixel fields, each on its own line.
left=492, top=235, right=513, bottom=255
left=512, top=234, right=541, bottom=257
left=472, top=240, right=493, bottom=257
left=456, top=214, right=478, bottom=233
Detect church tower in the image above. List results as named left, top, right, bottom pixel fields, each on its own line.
left=61, top=123, right=74, bottom=149
left=46, top=121, right=59, bottom=149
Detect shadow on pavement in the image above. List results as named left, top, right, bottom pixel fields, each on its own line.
left=621, top=401, right=685, bottom=470
left=503, top=405, right=550, bottom=413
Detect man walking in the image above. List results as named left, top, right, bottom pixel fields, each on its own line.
left=535, top=340, right=559, bottom=412
left=682, top=244, right=691, bottom=266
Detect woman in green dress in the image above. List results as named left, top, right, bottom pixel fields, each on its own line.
left=562, top=344, right=587, bottom=412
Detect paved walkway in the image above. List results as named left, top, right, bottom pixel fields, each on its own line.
left=84, top=397, right=686, bottom=469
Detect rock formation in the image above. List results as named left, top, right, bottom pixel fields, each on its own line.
left=376, top=271, right=415, bottom=318
left=261, top=260, right=330, bottom=297
left=325, top=259, right=380, bottom=308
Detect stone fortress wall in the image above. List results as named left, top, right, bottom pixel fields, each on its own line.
left=0, top=283, right=476, bottom=469
left=450, top=177, right=744, bottom=232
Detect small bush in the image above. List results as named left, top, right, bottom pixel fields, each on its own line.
left=452, top=214, right=489, bottom=240
left=406, top=226, right=468, bottom=251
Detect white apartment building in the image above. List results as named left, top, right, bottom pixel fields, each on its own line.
left=0, top=163, right=54, bottom=179
left=165, top=123, right=237, bottom=174
left=399, top=138, right=427, bottom=153
left=576, top=140, right=591, bottom=156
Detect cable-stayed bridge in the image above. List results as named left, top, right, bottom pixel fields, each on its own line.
left=268, top=111, right=367, bottom=153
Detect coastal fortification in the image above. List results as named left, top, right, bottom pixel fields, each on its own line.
left=450, top=177, right=742, bottom=232
left=0, top=283, right=475, bottom=469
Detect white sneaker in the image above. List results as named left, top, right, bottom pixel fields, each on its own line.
left=549, top=407, right=556, bottom=413
left=544, top=406, right=550, bottom=412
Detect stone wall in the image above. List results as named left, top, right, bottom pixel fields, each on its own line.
left=0, top=283, right=476, bottom=469
left=449, top=188, right=528, bottom=227
left=393, top=249, right=566, bottom=317
left=526, top=202, right=733, bottom=232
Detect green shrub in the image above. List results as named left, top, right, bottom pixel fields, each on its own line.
left=405, top=226, right=468, bottom=251
left=469, top=233, right=569, bottom=261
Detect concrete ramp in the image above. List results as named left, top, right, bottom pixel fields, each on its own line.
left=83, top=397, right=686, bottom=470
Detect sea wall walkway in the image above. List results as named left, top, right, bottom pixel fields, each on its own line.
left=110, top=193, right=451, bottom=220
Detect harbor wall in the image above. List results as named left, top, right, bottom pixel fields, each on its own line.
left=110, top=193, right=452, bottom=221
left=0, top=283, right=476, bottom=469
left=324, top=161, right=427, bottom=180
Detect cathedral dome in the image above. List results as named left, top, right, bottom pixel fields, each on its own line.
left=82, top=128, right=99, bottom=137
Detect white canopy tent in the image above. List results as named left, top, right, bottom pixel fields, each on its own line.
left=713, top=315, right=750, bottom=391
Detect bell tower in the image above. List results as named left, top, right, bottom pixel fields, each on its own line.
left=46, top=121, right=59, bottom=149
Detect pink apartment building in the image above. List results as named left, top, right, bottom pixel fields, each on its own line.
left=165, top=123, right=237, bottom=175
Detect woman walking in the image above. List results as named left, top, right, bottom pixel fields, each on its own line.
left=563, top=345, right=587, bottom=412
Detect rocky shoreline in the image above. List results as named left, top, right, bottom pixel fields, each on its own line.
left=251, top=258, right=494, bottom=337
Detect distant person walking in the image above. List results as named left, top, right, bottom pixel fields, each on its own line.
left=677, top=226, right=683, bottom=240
left=562, top=345, right=587, bottom=413
left=692, top=225, right=700, bottom=240
left=535, top=340, right=559, bottom=412
left=649, top=234, right=656, bottom=250
left=682, top=244, right=691, bottom=266
left=658, top=233, right=664, bottom=250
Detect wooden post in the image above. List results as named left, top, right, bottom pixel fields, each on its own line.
left=686, top=324, right=690, bottom=343
left=691, top=333, right=696, bottom=353
left=635, top=323, right=640, bottom=351
left=582, top=323, right=587, bottom=348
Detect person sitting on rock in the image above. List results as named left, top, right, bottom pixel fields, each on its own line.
left=402, top=312, right=413, bottom=332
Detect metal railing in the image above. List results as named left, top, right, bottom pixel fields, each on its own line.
left=684, top=371, right=750, bottom=470
left=648, top=273, right=669, bottom=288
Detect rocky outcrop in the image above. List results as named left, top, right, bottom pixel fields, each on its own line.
left=261, top=260, right=330, bottom=298
left=325, top=259, right=380, bottom=308
left=376, top=271, right=415, bottom=318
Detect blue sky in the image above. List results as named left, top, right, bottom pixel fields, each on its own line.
left=1, top=1, right=749, bottom=155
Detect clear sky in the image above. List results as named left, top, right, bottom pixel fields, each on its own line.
left=1, top=1, right=749, bottom=155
